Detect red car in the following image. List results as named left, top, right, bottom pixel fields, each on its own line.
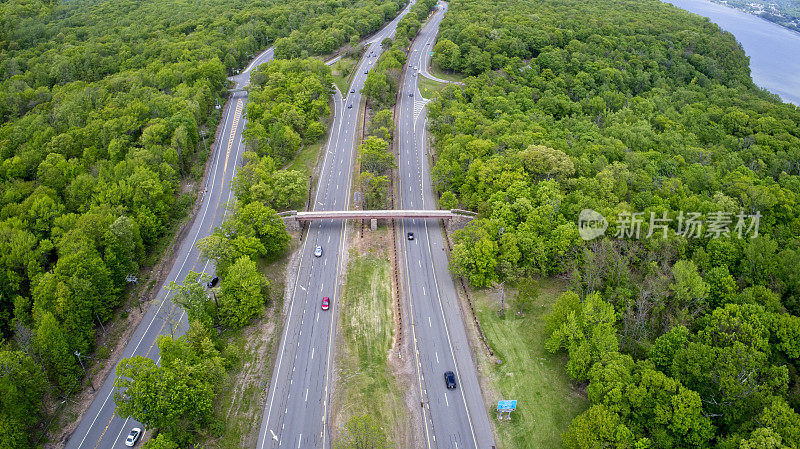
left=321, top=297, right=330, bottom=310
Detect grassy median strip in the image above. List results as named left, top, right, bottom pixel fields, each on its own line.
left=428, top=61, right=467, bottom=83
left=418, top=76, right=447, bottom=99
left=472, top=278, right=587, bottom=449
left=334, top=231, right=406, bottom=445
left=332, top=56, right=357, bottom=94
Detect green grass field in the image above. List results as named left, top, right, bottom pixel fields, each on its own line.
left=335, top=243, right=406, bottom=444
left=286, top=140, right=322, bottom=178
left=473, top=278, right=587, bottom=449
left=331, top=56, right=357, bottom=94
left=428, top=62, right=467, bottom=83
left=418, top=76, right=447, bottom=99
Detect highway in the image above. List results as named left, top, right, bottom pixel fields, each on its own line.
left=255, top=4, right=416, bottom=449
left=65, top=47, right=273, bottom=449
left=396, top=3, right=497, bottom=448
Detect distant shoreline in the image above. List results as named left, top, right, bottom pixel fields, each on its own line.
left=706, top=0, right=800, bottom=33
left=662, top=0, right=800, bottom=105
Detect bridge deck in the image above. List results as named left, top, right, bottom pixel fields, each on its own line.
left=295, top=210, right=454, bottom=221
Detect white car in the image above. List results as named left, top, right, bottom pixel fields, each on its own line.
left=125, top=428, right=142, bottom=447
left=314, top=245, right=323, bottom=257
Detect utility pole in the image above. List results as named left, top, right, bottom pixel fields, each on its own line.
left=74, top=351, right=95, bottom=392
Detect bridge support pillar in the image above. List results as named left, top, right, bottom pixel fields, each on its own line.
left=282, top=216, right=301, bottom=232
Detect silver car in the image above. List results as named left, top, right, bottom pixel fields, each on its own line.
left=314, top=245, right=323, bottom=257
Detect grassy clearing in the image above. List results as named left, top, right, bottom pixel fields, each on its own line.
left=287, top=140, right=322, bottom=178
left=334, top=231, right=405, bottom=445
left=418, top=76, right=447, bottom=99
left=472, top=278, right=587, bottom=449
left=331, top=56, right=357, bottom=93
left=428, top=61, right=467, bottom=83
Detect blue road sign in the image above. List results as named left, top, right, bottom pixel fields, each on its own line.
left=497, top=400, right=517, bottom=411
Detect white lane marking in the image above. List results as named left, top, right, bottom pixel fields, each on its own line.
left=422, top=285, right=426, bottom=295
left=311, top=348, right=315, bottom=359
left=305, top=388, right=309, bottom=402
left=320, top=283, right=324, bottom=292
left=428, top=316, right=432, bottom=327
left=435, top=352, right=439, bottom=364
left=299, top=285, right=306, bottom=291
left=445, top=393, right=449, bottom=407
left=110, top=417, right=131, bottom=447
left=423, top=217, right=480, bottom=448
left=262, top=86, right=342, bottom=449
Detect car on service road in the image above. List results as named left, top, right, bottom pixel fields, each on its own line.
left=207, top=276, right=219, bottom=288
left=125, top=428, right=142, bottom=447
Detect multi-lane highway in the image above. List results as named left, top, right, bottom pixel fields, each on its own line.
left=255, top=4, right=416, bottom=449
left=397, top=3, right=497, bottom=448
left=65, top=47, right=274, bottom=449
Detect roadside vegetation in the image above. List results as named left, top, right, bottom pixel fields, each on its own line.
left=0, top=0, right=424, bottom=442
left=333, top=235, right=402, bottom=448
left=428, top=0, right=800, bottom=446
left=331, top=56, right=359, bottom=94
left=472, top=279, right=587, bottom=448
left=418, top=76, right=447, bottom=99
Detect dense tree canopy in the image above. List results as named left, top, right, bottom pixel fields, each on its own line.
left=0, top=0, right=406, bottom=442
left=429, top=0, right=800, bottom=445
left=114, top=321, right=224, bottom=445
left=244, top=58, right=333, bottom=165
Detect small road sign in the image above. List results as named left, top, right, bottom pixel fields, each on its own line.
left=497, top=400, right=517, bottom=411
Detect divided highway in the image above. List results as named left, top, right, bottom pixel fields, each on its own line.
left=255, top=4, right=416, bottom=449
left=397, top=3, right=497, bottom=448
left=65, top=47, right=275, bottom=449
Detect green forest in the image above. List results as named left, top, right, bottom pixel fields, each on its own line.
left=0, top=0, right=403, bottom=444
left=427, top=0, right=800, bottom=446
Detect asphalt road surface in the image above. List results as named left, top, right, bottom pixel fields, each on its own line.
left=65, top=47, right=273, bottom=449
left=255, top=4, right=416, bottom=449
left=396, top=3, right=497, bottom=448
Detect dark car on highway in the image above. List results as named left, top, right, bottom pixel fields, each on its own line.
left=444, top=371, right=456, bottom=389
left=407, top=232, right=414, bottom=240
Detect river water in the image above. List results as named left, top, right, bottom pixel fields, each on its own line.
left=661, top=0, right=800, bottom=105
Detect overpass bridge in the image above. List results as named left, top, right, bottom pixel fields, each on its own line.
left=278, top=209, right=476, bottom=231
